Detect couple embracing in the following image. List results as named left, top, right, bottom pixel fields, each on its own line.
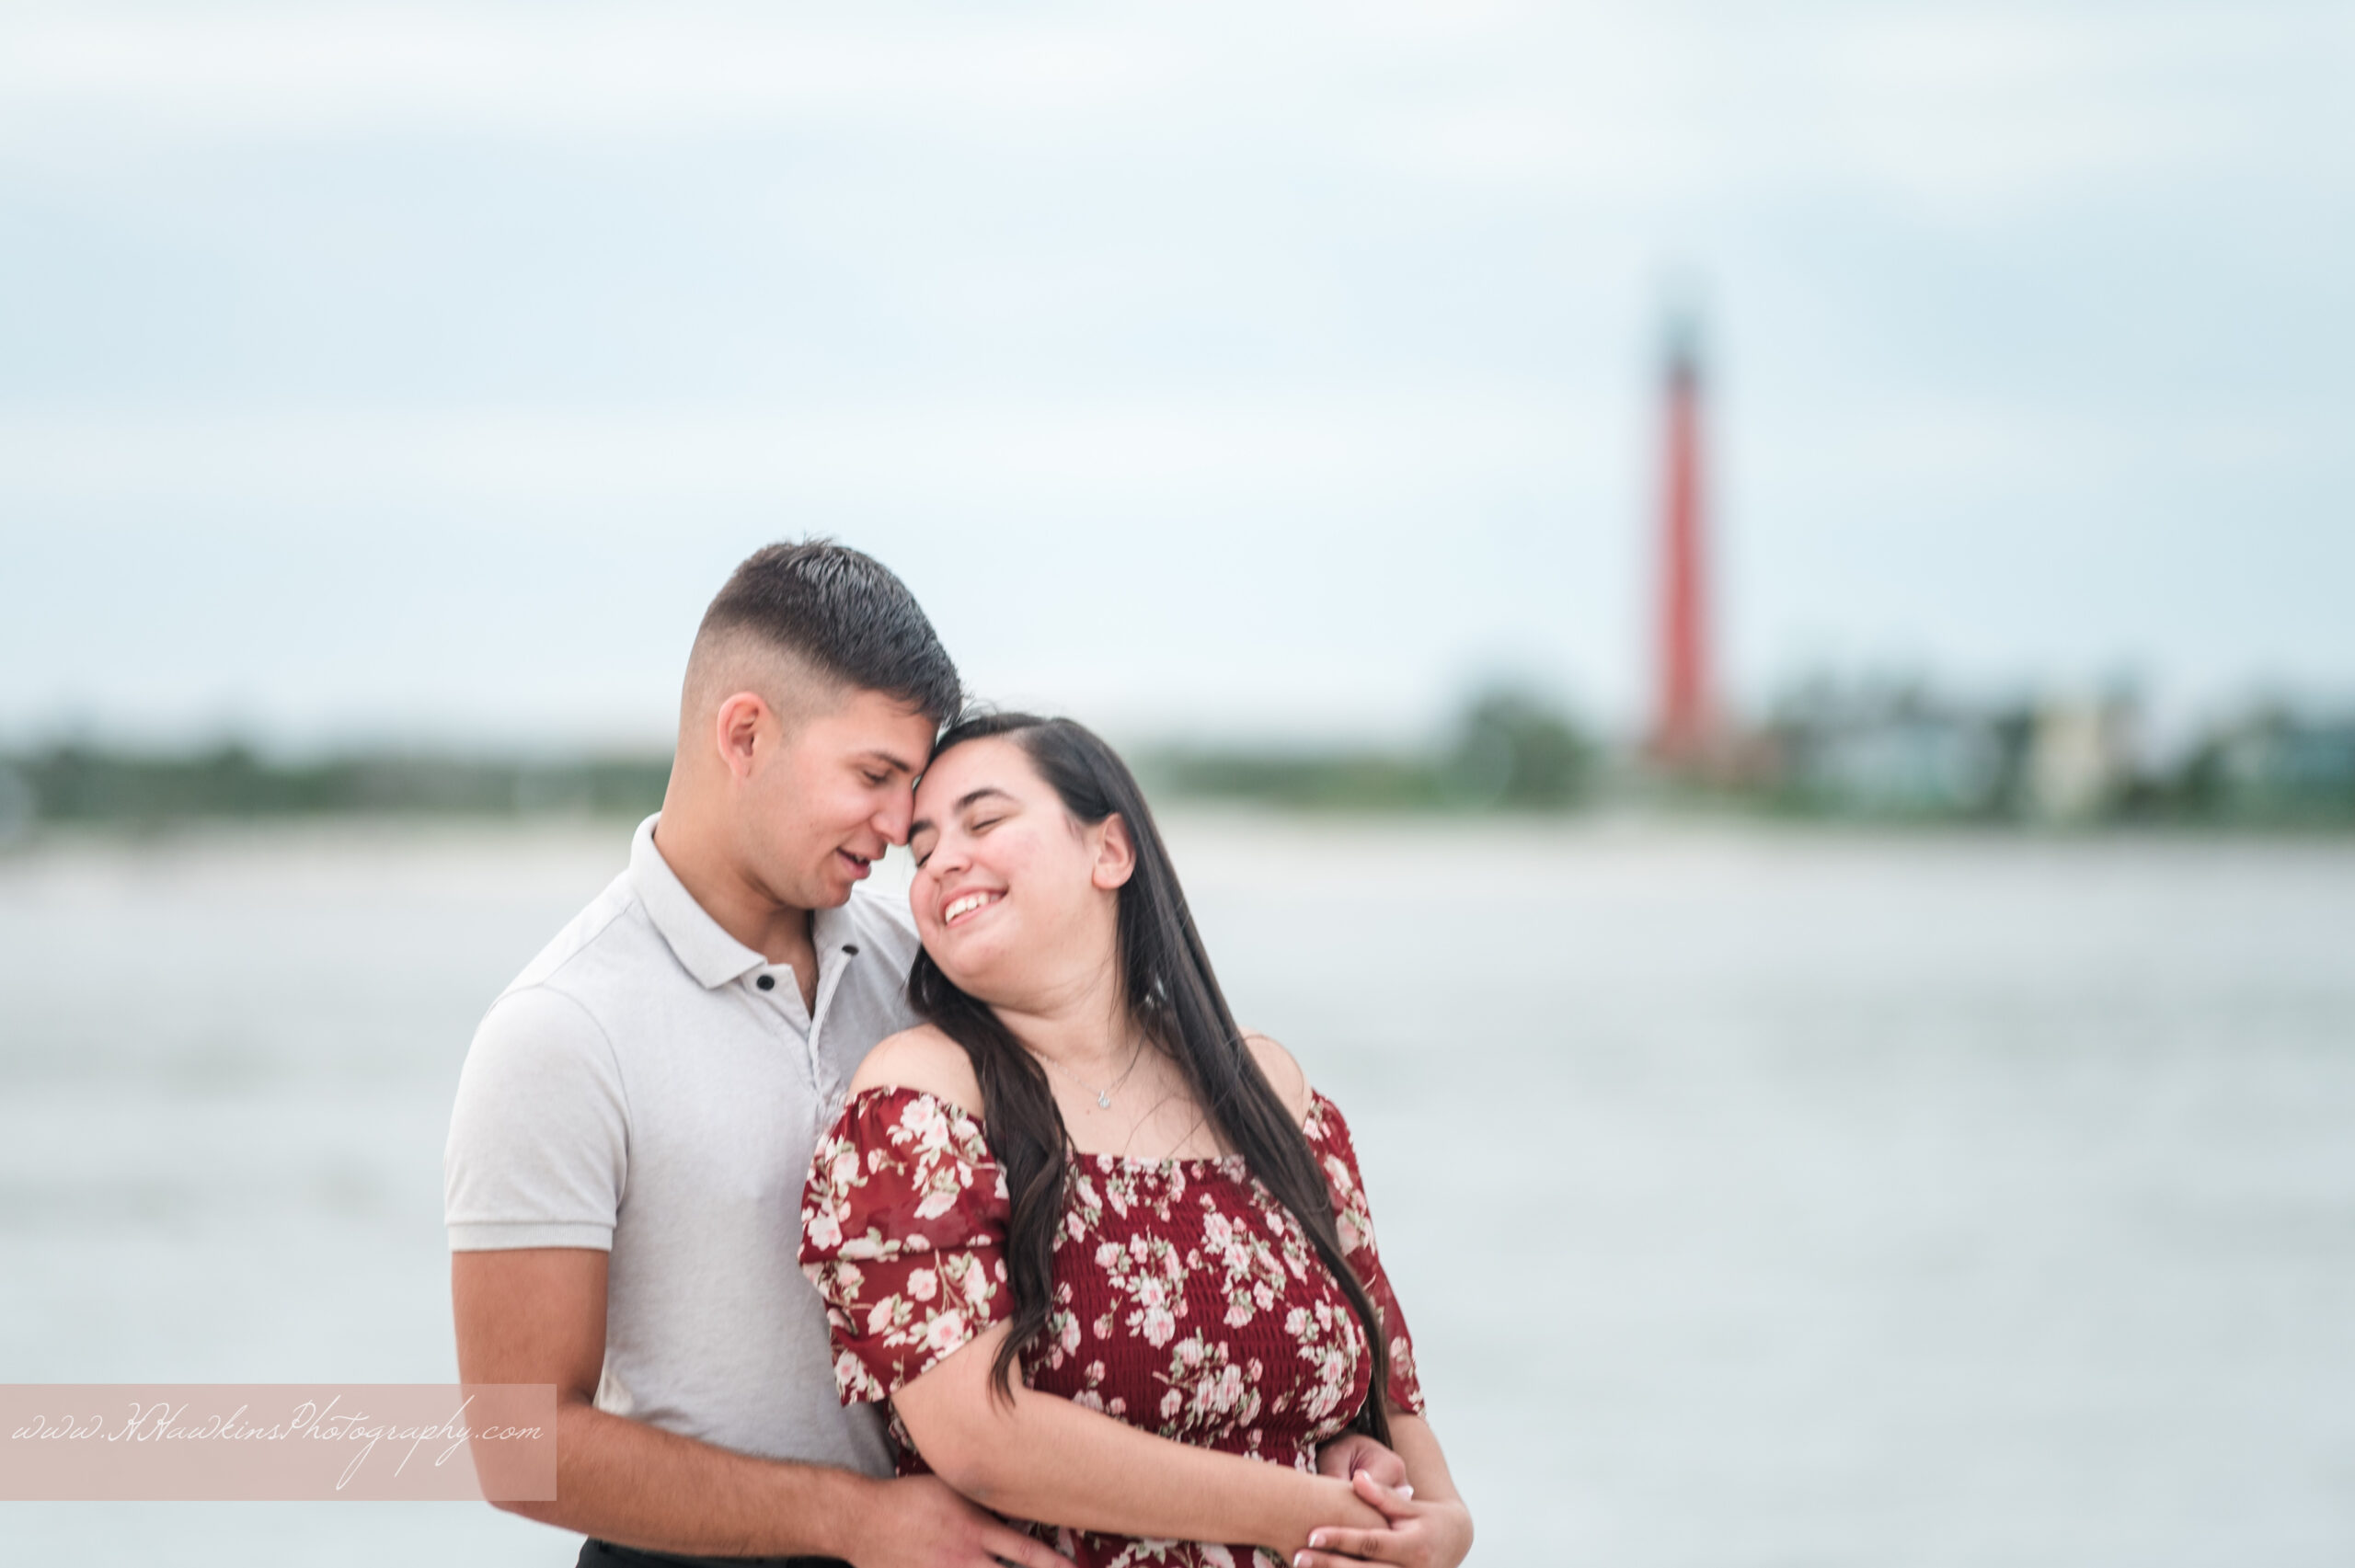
left=445, top=542, right=1473, bottom=1568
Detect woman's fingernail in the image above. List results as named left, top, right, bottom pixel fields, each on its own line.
left=1309, top=1532, right=1329, bottom=1549
left=1399, top=1483, right=1414, bottom=1499
left=1294, top=1554, right=1312, bottom=1567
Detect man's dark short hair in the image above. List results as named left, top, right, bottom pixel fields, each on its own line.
left=698, top=540, right=961, bottom=727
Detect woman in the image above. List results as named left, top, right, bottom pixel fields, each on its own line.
left=799, top=715, right=1473, bottom=1568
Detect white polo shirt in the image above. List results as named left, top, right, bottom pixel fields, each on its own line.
left=444, top=814, right=918, bottom=1475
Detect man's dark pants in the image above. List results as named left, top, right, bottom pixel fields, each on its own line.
left=577, top=1540, right=850, bottom=1568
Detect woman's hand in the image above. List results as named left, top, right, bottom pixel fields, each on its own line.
left=1275, top=1475, right=1393, bottom=1562
left=1292, top=1470, right=1474, bottom=1568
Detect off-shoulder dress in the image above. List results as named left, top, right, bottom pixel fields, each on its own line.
left=798, top=1084, right=1426, bottom=1568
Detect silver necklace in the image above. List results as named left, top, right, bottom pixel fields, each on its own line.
left=1045, top=1038, right=1147, bottom=1109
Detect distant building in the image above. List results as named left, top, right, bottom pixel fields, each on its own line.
left=2200, top=711, right=2355, bottom=822
left=1765, top=681, right=2020, bottom=818
left=2024, top=692, right=2140, bottom=823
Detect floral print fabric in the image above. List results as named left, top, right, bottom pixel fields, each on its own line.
left=798, top=1084, right=1424, bottom=1568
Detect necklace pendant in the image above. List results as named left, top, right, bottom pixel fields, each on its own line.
left=1097, top=1091, right=1112, bottom=1109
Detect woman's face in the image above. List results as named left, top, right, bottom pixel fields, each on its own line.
left=907, top=735, right=1129, bottom=1007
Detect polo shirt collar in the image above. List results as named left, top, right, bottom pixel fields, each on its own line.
left=810, top=898, right=859, bottom=959
left=629, top=814, right=766, bottom=990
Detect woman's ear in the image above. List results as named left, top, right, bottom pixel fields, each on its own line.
left=1090, top=813, right=1138, bottom=891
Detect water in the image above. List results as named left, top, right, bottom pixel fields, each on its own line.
left=4, top=817, right=2352, bottom=1565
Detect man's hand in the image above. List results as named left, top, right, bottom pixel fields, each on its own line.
left=1292, top=1470, right=1474, bottom=1568
left=841, top=1474, right=1072, bottom=1568
left=1315, top=1432, right=1409, bottom=1495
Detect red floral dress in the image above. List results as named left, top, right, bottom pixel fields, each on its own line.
left=798, top=1084, right=1426, bottom=1568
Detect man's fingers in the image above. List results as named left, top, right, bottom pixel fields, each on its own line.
left=981, top=1523, right=1073, bottom=1568
left=1318, top=1432, right=1407, bottom=1491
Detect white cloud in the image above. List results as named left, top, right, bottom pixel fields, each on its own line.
left=0, top=5, right=1168, bottom=137
left=0, top=388, right=1601, bottom=507
left=4, top=0, right=2335, bottom=214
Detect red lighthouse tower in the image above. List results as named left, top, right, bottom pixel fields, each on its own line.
left=1649, top=316, right=1715, bottom=770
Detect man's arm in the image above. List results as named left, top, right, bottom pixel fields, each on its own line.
left=453, top=1247, right=1064, bottom=1568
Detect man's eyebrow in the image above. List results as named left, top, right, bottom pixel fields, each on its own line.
left=910, top=786, right=1013, bottom=841
left=857, top=748, right=920, bottom=776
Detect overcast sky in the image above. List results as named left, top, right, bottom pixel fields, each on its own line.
left=3, top=1, right=2349, bottom=751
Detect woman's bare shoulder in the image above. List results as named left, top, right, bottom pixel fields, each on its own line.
left=1241, top=1030, right=1314, bottom=1127
left=849, top=1024, right=984, bottom=1114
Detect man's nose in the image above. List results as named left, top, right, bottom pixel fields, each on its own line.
left=876, top=790, right=915, bottom=846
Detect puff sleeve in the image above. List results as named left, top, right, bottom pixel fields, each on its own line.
left=1303, top=1092, right=1428, bottom=1417
left=799, top=1086, right=1015, bottom=1405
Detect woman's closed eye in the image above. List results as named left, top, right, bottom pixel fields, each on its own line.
left=912, top=815, right=1000, bottom=871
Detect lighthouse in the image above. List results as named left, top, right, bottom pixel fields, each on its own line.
left=1649, top=315, right=1715, bottom=770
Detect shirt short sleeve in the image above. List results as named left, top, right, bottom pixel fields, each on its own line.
left=1304, top=1093, right=1428, bottom=1416
left=799, top=1087, right=1013, bottom=1406
left=444, top=985, right=629, bottom=1252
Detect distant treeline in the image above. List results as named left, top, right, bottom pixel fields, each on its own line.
left=4, top=682, right=2350, bottom=831
left=0, top=690, right=1596, bottom=831
left=1132, top=689, right=1594, bottom=812
left=0, top=745, right=672, bottom=829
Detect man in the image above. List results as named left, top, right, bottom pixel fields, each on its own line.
left=445, top=541, right=1063, bottom=1567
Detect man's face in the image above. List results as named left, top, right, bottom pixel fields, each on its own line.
left=740, top=687, right=938, bottom=911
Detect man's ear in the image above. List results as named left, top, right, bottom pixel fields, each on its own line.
left=1090, top=813, right=1138, bottom=891
left=712, top=692, right=773, bottom=782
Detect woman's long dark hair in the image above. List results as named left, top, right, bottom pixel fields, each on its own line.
left=906, top=713, right=1392, bottom=1444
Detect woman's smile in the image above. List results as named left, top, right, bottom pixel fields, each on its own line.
left=941, top=888, right=1005, bottom=926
